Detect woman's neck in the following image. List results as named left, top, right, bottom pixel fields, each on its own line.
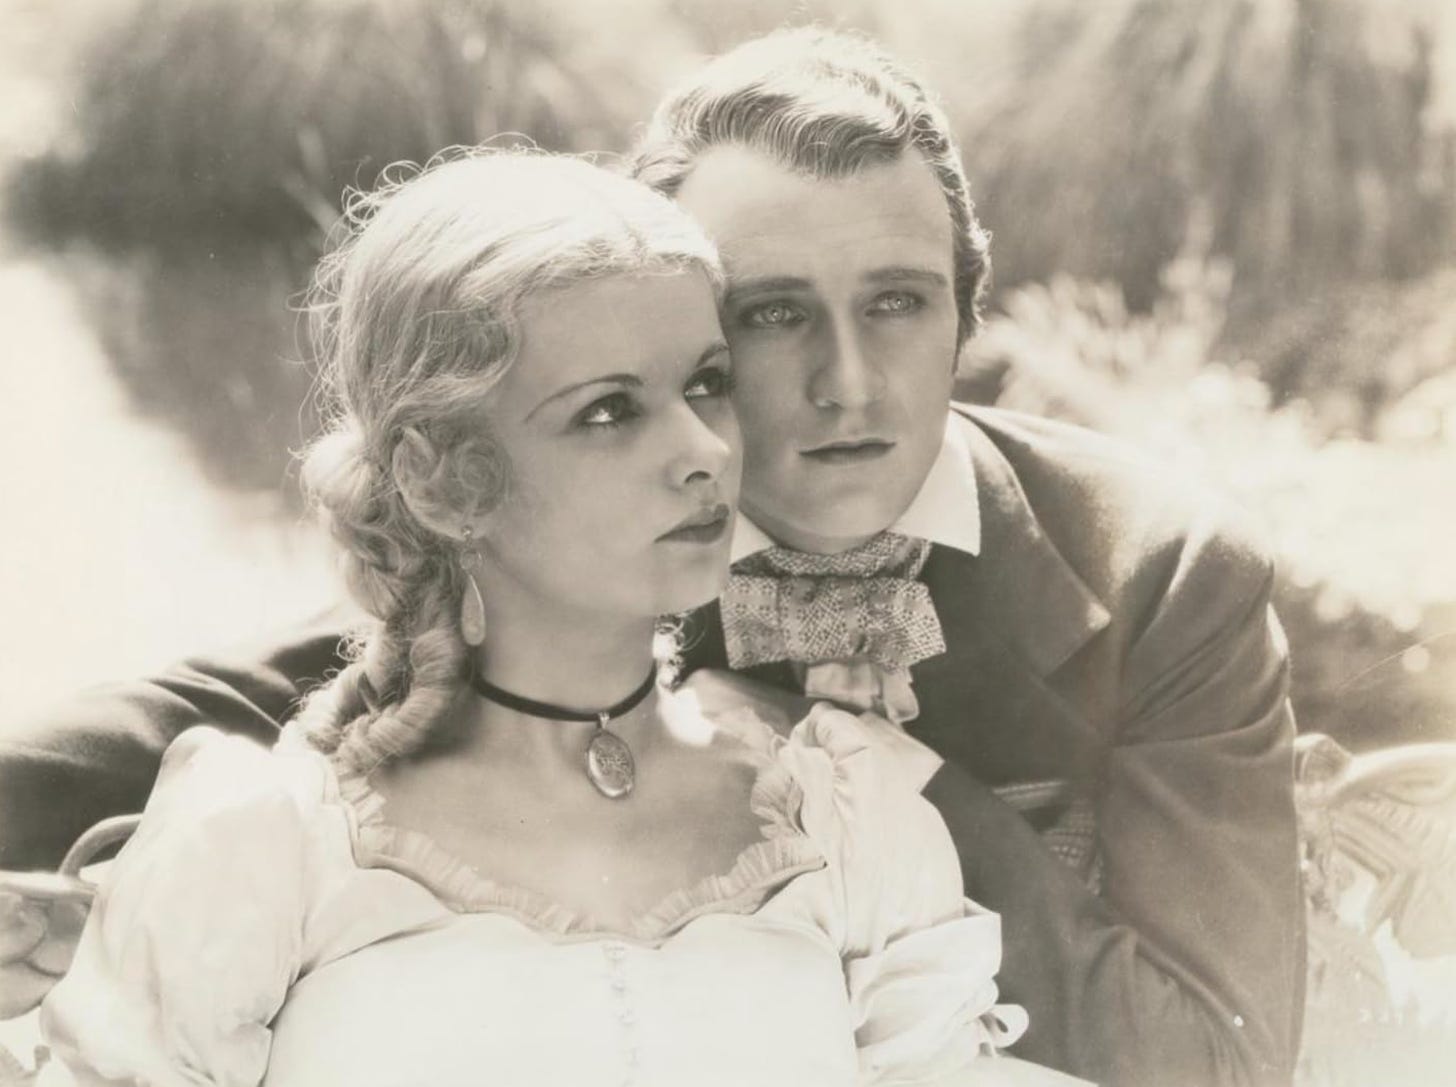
left=458, top=595, right=661, bottom=768
left=473, top=613, right=658, bottom=711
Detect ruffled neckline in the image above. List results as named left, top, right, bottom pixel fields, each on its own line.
left=326, top=730, right=827, bottom=946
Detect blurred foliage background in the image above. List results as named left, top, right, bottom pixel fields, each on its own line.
left=2, top=0, right=1452, bottom=751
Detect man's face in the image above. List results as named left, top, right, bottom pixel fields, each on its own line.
left=674, top=146, right=958, bottom=554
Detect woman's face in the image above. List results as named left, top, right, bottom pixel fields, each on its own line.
left=474, top=269, right=741, bottom=622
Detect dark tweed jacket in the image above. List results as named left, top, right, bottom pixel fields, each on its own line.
left=0, top=407, right=1303, bottom=1087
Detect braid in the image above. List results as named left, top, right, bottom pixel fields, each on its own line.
left=333, top=577, right=468, bottom=770
left=285, top=416, right=477, bottom=767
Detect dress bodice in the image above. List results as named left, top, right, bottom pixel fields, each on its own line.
left=39, top=708, right=1038, bottom=1087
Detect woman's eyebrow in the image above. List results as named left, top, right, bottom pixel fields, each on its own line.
left=695, top=342, right=731, bottom=367
left=525, top=343, right=726, bottom=421
left=527, top=373, right=641, bottom=421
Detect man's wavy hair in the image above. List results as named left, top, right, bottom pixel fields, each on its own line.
left=288, top=149, right=721, bottom=771
left=629, top=27, right=991, bottom=348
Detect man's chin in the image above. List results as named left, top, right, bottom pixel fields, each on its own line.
left=751, top=504, right=907, bottom=554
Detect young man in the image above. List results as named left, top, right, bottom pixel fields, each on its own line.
left=0, top=29, right=1302, bottom=1087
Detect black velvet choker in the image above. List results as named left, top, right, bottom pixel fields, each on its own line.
left=469, top=670, right=656, bottom=799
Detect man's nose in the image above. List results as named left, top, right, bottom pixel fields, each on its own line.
left=809, top=317, right=884, bottom=410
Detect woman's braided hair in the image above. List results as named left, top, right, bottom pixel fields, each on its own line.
left=286, top=149, right=721, bottom=771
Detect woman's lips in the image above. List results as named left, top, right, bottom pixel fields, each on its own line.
left=659, top=502, right=732, bottom=543
left=800, top=439, right=895, bottom=465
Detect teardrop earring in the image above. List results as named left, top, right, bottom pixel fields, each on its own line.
left=459, top=526, right=487, bottom=647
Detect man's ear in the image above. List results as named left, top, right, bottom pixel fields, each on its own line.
left=392, top=426, right=472, bottom=541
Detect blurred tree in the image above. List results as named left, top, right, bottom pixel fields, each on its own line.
left=2, top=0, right=702, bottom=497
left=668, top=0, right=884, bottom=53
left=920, top=0, right=1456, bottom=328
left=9, top=0, right=667, bottom=249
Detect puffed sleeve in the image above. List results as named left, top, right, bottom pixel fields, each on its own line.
left=36, top=729, right=320, bottom=1087
left=781, top=705, right=1030, bottom=1086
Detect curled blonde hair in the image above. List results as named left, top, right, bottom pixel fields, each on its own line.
left=287, top=149, right=721, bottom=771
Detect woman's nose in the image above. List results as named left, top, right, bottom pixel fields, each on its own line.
left=670, top=404, right=736, bottom=488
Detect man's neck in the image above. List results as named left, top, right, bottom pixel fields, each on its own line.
left=735, top=505, right=884, bottom=556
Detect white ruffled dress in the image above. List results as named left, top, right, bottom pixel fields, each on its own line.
left=37, top=705, right=1079, bottom=1087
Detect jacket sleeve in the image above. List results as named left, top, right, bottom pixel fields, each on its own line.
left=924, top=531, right=1304, bottom=1087
left=0, top=614, right=349, bottom=871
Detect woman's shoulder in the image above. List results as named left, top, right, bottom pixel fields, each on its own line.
left=139, top=726, right=333, bottom=834
left=703, top=700, right=952, bottom=861
left=776, top=705, right=936, bottom=819
left=771, top=706, right=966, bottom=926
left=105, top=726, right=345, bottom=902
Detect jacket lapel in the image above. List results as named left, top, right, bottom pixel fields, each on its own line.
left=909, top=413, right=1111, bottom=784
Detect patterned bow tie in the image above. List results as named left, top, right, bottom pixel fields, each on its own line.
left=720, top=532, right=946, bottom=678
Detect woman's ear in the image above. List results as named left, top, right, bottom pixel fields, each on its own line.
left=392, top=426, right=471, bottom=540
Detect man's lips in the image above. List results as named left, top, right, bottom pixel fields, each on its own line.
left=800, top=438, right=896, bottom=463
left=659, top=502, right=732, bottom=543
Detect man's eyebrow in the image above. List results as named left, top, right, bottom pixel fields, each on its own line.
left=527, top=373, right=641, bottom=421
left=865, top=266, right=950, bottom=287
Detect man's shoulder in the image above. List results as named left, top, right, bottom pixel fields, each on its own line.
left=954, top=402, right=1186, bottom=499
left=951, top=404, right=1275, bottom=604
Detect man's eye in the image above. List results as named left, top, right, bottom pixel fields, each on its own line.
left=740, top=301, right=804, bottom=329
left=577, top=392, right=640, bottom=429
left=868, top=291, right=924, bottom=316
left=685, top=367, right=735, bottom=400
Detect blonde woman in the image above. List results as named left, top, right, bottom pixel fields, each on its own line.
left=35, top=152, right=1070, bottom=1086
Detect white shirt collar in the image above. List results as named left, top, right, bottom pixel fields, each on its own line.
left=729, top=411, right=981, bottom=562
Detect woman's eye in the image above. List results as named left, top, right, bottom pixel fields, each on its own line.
left=868, top=290, right=924, bottom=316
left=576, top=392, right=640, bottom=429
left=685, top=367, right=735, bottom=400
left=740, top=301, right=804, bottom=329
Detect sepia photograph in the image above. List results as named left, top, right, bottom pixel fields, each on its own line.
left=1, top=0, right=1453, bottom=1084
